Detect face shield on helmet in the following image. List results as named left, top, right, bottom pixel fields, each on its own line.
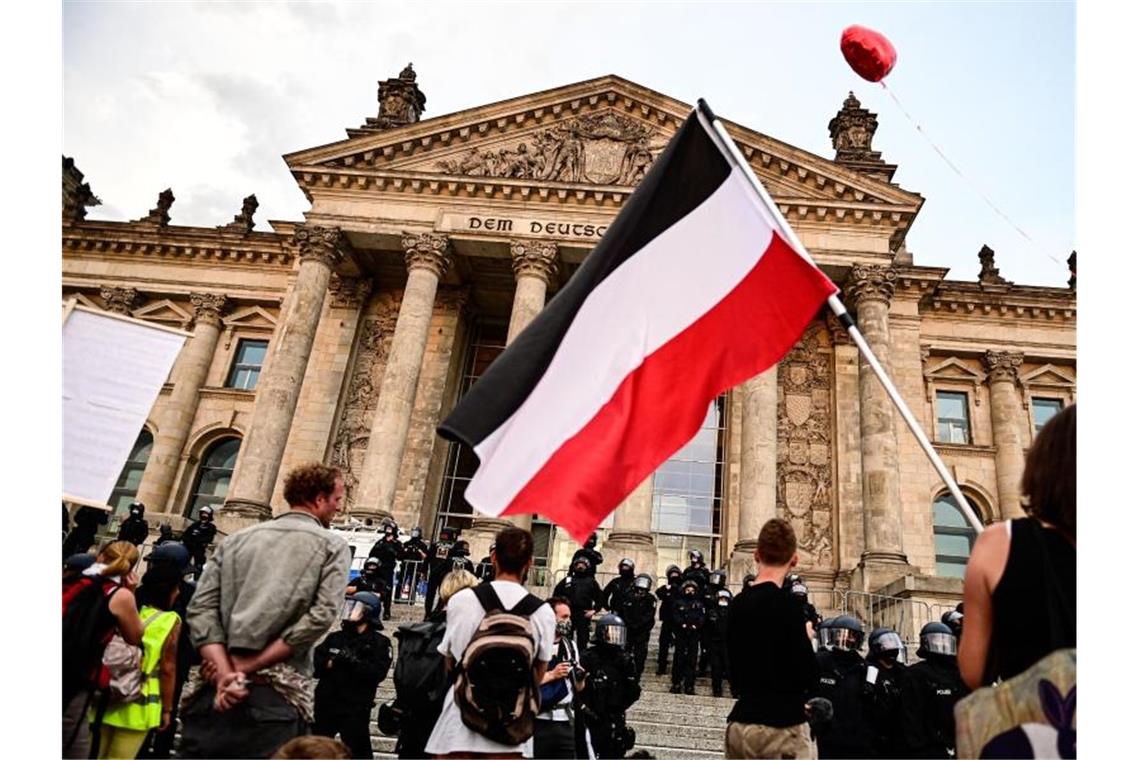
left=572, top=559, right=589, bottom=576
left=341, top=593, right=381, bottom=625
left=919, top=622, right=958, bottom=657
left=198, top=506, right=213, bottom=522
left=869, top=629, right=905, bottom=661
left=633, top=573, right=653, bottom=592
left=821, top=616, right=864, bottom=652
left=710, top=571, right=725, bottom=588
left=594, top=614, right=628, bottom=647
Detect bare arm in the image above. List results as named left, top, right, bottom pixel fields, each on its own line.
left=959, top=524, right=1007, bottom=690
left=108, top=588, right=144, bottom=646
left=158, top=620, right=180, bottom=730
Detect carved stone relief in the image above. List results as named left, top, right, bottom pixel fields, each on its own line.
left=776, top=321, right=835, bottom=567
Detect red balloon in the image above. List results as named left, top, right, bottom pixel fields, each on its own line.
left=840, top=25, right=897, bottom=82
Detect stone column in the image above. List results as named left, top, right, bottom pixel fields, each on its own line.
left=222, top=226, right=343, bottom=527
left=848, top=265, right=910, bottom=584
left=135, top=293, right=227, bottom=512
left=728, top=366, right=779, bottom=583
left=601, top=476, right=659, bottom=579
left=984, top=350, right=1027, bottom=520
left=352, top=233, right=452, bottom=522
left=100, top=286, right=140, bottom=315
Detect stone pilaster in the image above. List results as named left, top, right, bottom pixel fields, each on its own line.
left=729, top=366, right=778, bottom=583
left=222, top=226, right=343, bottom=530
left=352, top=233, right=452, bottom=522
left=136, top=292, right=227, bottom=512
left=100, top=286, right=140, bottom=315
left=602, top=477, right=658, bottom=581
left=848, top=264, right=910, bottom=588
left=984, top=350, right=1027, bottom=520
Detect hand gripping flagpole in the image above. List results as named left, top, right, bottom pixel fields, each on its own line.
left=695, top=98, right=984, bottom=535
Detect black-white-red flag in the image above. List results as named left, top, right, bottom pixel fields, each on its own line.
left=438, top=110, right=838, bottom=544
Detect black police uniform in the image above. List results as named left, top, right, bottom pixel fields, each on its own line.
left=181, top=518, right=217, bottom=571
left=670, top=591, right=706, bottom=693
left=117, top=513, right=150, bottom=546
left=63, top=506, right=108, bottom=557
left=703, top=596, right=731, bottom=697
left=154, top=524, right=176, bottom=546
left=654, top=573, right=682, bottom=675
left=396, top=536, right=429, bottom=602
left=351, top=566, right=388, bottom=595
left=867, top=658, right=911, bottom=759
left=368, top=536, right=401, bottom=618
left=616, top=589, right=656, bottom=678
left=814, top=648, right=876, bottom=759
left=424, top=546, right=475, bottom=617
left=554, top=567, right=602, bottom=653
left=601, top=571, right=635, bottom=613
left=314, top=626, right=393, bottom=759
left=476, top=555, right=495, bottom=583
left=421, top=535, right=455, bottom=619
left=579, top=643, right=641, bottom=759
left=901, top=655, right=968, bottom=758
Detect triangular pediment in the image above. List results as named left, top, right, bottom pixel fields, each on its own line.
left=223, top=305, right=277, bottom=330
left=284, top=75, right=921, bottom=209
left=1019, top=364, right=1075, bottom=389
left=925, top=357, right=985, bottom=384
left=132, top=299, right=193, bottom=328
left=64, top=292, right=101, bottom=310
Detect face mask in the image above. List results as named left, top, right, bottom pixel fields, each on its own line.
left=556, top=619, right=573, bottom=638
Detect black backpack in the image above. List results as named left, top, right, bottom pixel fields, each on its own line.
left=393, top=618, right=449, bottom=709
left=62, top=577, right=119, bottom=705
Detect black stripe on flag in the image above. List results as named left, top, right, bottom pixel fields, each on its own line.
left=439, top=111, right=732, bottom=449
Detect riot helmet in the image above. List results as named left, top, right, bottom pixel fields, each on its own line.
left=439, top=525, right=457, bottom=543
left=572, top=557, right=590, bottom=576
left=585, top=532, right=598, bottom=550
left=633, top=573, right=653, bottom=593
left=710, top=570, right=726, bottom=589
left=742, top=573, right=756, bottom=590
left=341, top=591, right=382, bottom=626
left=452, top=539, right=471, bottom=558
left=593, top=613, right=628, bottom=647
left=364, top=557, right=380, bottom=575
left=681, top=579, right=700, bottom=597
left=716, top=589, right=732, bottom=607
left=790, top=580, right=809, bottom=601
left=688, top=549, right=704, bottom=567
left=618, top=558, right=635, bottom=577
left=148, top=542, right=190, bottom=570
left=820, top=614, right=864, bottom=652
left=410, top=526, right=422, bottom=540
left=128, top=501, right=145, bottom=517
left=198, top=505, right=214, bottom=522
left=918, top=621, right=958, bottom=658
left=941, top=609, right=964, bottom=638
left=868, top=627, right=905, bottom=663
left=817, top=617, right=836, bottom=650
left=666, top=564, right=682, bottom=583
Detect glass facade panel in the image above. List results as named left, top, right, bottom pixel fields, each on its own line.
left=936, top=391, right=971, bottom=444
left=1032, top=397, right=1064, bottom=434
left=109, top=430, right=154, bottom=520
left=187, top=438, right=241, bottom=518
left=226, top=339, right=269, bottom=391
left=932, top=493, right=977, bottom=579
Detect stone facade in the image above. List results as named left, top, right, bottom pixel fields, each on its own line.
left=62, top=72, right=1075, bottom=602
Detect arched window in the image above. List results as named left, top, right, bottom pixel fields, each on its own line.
left=933, top=493, right=979, bottom=579
left=187, top=437, right=241, bottom=519
left=109, top=430, right=154, bottom=518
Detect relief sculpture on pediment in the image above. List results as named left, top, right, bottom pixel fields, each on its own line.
left=777, top=321, right=835, bottom=568
left=436, top=111, right=664, bottom=186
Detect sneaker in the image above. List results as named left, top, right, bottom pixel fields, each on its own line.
left=669, top=684, right=681, bottom=694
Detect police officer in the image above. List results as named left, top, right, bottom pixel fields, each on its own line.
left=704, top=588, right=732, bottom=697
left=601, top=558, right=636, bottom=612
left=314, top=592, right=393, bottom=759
left=422, top=526, right=457, bottom=619
left=349, top=557, right=388, bottom=595
left=554, top=556, right=602, bottom=652
left=425, top=539, right=475, bottom=617
left=397, top=526, right=429, bottom=602
left=741, top=572, right=756, bottom=592
left=655, top=565, right=683, bottom=676
left=571, top=532, right=604, bottom=577
left=867, top=627, right=910, bottom=758
left=941, top=607, right=964, bottom=641
left=698, top=569, right=728, bottom=676
left=116, top=501, right=150, bottom=546
left=788, top=575, right=822, bottom=636
left=579, top=614, right=641, bottom=760
left=617, top=573, right=656, bottom=678
left=368, top=522, right=401, bottom=620
left=476, top=542, right=495, bottom=583
left=62, top=505, right=108, bottom=557
left=154, top=523, right=176, bottom=546
left=901, top=622, right=968, bottom=758
left=814, top=615, right=876, bottom=759
left=670, top=579, right=705, bottom=695
left=681, top=549, right=710, bottom=592
left=181, top=505, right=217, bottom=575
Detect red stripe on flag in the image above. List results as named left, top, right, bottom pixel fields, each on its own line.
left=500, top=234, right=836, bottom=544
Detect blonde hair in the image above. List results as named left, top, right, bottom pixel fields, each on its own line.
left=272, top=736, right=351, bottom=759
left=97, top=540, right=139, bottom=578
left=439, top=569, right=480, bottom=604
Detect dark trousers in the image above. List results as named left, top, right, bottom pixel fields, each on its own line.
left=573, top=615, right=592, bottom=654
left=708, top=639, right=727, bottom=695
left=656, top=620, right=676, bottom=672
left=586, top=715, right=629, bottom=760
left=626, top=630, right=651, bottom=678
left=379, top=568, right=396, bottom=617
left=313, top=705, right=373, bottom=759
left=179, top=683, right=306, bottom=759
left=672, top=630, right=700, bottom=690
left=534, top=718, right=577, bottom=759
left=422, top=578, right=440, bottom=620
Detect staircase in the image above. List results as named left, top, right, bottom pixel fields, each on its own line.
left=366, top=602, right=731, bottom=758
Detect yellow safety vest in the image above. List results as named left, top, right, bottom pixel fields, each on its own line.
left=99, top=606, right=180, bottom=731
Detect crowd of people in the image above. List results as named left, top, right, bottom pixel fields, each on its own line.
left=61, top=403, right=1075, bottom=759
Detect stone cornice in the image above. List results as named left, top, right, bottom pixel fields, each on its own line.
left=62, top=220, right=293, bottom=267
left=926, top=281, right=1075, bottom=323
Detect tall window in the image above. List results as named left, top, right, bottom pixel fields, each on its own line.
left=936, top=391, right=971, bottom=444
left=226, top=339, right=268, bottom=390
left=933, top=493, right=977, bottom=579
left=187, top=437, right=240, bottom=518
left=109, top=430, right=153, bottom=518
left=1032, top=397, right=1064, bottom=434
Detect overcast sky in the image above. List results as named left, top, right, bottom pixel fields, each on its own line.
left=63, top=1, right=1074, bottom=287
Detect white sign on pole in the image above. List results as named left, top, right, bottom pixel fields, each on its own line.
left=63, top=304, right=189, bottom=509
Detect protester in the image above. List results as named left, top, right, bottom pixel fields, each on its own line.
left=63, top=541, right=145, bottom=759
left=181, top=505, right=217, bottom=575
left=580, top=613, right=641, bottom=759
left=571, top=532, right=604, bottom=576
left=725, top=518, right=819, bottom=759
left=959, top=404, right=1076, bottom=689
left=617, top=573, right=657, bottom=678
left=368, top=521, right=401, bottom=620
left=393, top=569, right=480, bottom=759
left=901, top=622, right=968, bottom=758
left=116, top=501, right=150, bottom=546
left=64, top=552, right=96, bottom=585
left=815, top=615, right=875, bottom=759
left=94, top=563, right=183, bottom=760
left=272, top=735, right=352, bottom=759
left=313, top=591, right=392, bottom=758
left=555, top=555, right=603, bottom=652
left=63, top=505, right=110, bottom=558
left=601, top=557, right=636, bottom=612
left=533, top=596, right=585, bottom=759
left=181, top=462, right=351, bottom=758
left=424, top=527, right=556, bottom=757
left=655, top=565, right=683, bottom=675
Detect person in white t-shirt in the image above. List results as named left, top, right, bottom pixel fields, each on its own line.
left=425, top=527, right=556, bottom=758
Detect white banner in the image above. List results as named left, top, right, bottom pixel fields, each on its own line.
left=62, top=303, right=188, bottom=508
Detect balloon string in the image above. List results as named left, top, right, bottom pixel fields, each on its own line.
left=878, top=81, right=1064, bottom=266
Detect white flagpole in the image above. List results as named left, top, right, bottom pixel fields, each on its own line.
left=695, top=98, right=984, bottom=536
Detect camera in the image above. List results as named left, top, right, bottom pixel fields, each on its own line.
left=572, top=665, right=588, bottom=684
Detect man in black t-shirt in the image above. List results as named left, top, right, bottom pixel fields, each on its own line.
left=725, top=518, right=820, bottom=759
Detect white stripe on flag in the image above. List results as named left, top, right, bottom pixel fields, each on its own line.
left=467, top=167, right=778, bottom=515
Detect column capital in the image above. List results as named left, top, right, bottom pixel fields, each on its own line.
left=435, top=285, right=471, bottom=312
left=328, top=275, right=372, bottom=309
left=189, top=292, right=228, bottom=327
left=292, top=225, right=346, bottom=269
left=509, top=239, right=559, bottom=285
left=982, top=349, right=1024, bottom=383
left=846, top=264, right=898, bottom=308
left=100, top=285, right=140, bottom=315
left=401, top=232, right=452, bottom=278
